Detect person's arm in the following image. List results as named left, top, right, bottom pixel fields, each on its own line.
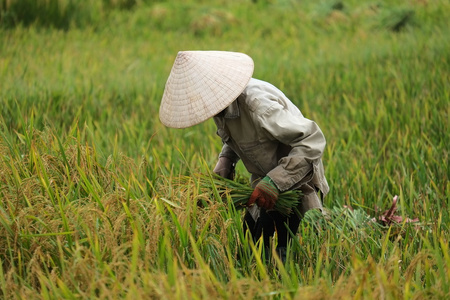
left=213, top=143, right=240, bottom=180
left=258, top=102, right=326, bottom=192
left=218, top=143, right=240, bottom=163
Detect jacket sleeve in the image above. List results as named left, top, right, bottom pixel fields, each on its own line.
left=218, top=143, right=241, bottom=164
left=256, top=102, right=326, bottom=192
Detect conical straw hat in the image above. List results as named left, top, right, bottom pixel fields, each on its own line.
left=159, top=51, right=254, bottom=128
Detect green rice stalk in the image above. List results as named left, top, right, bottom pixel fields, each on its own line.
left=184, top=173, right=301, bottom=216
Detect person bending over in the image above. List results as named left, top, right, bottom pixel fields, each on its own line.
left=159, top=51, right=329, bottom=261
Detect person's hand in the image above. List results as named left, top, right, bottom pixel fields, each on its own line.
left=247, top=176, right=279, bottom=210
left=213, top=156, right=235, bottom=180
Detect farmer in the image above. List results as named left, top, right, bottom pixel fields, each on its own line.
left=159, top=51, right=329, bottom=261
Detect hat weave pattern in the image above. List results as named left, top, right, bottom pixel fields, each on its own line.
left=159, top=51, right=254, bottom=128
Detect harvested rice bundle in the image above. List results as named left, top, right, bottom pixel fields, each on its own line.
left=191, top=173, right=301, bottom=216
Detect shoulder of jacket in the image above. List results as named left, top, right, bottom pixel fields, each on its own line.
left=241, top=78, right=280, bottom=112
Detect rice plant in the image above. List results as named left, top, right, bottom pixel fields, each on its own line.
left=178, top=172, right=301, bottom=216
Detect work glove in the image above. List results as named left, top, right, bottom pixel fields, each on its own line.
left=247, top=176, right=279, bottom=210
left=213, top=156, right=235, bottom=180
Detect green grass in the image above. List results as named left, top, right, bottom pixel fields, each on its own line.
left=0, top=0, right=449, bottom=298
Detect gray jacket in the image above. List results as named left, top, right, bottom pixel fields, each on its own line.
left=213, top=78, right=329, bottom=216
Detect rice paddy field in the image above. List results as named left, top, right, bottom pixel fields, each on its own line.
left=0, top=0, right=449, bottom=299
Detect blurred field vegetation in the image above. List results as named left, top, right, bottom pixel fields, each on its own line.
left=0, top=0, right=449, bottom=298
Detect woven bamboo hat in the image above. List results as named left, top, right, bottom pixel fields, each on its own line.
left=159, top=51, right=254, bottom=128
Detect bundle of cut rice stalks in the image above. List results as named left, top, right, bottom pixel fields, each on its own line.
left=183, top=173, right=301, bottom=216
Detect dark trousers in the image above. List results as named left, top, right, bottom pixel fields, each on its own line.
left=243, top=208, right=302, bottom=248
